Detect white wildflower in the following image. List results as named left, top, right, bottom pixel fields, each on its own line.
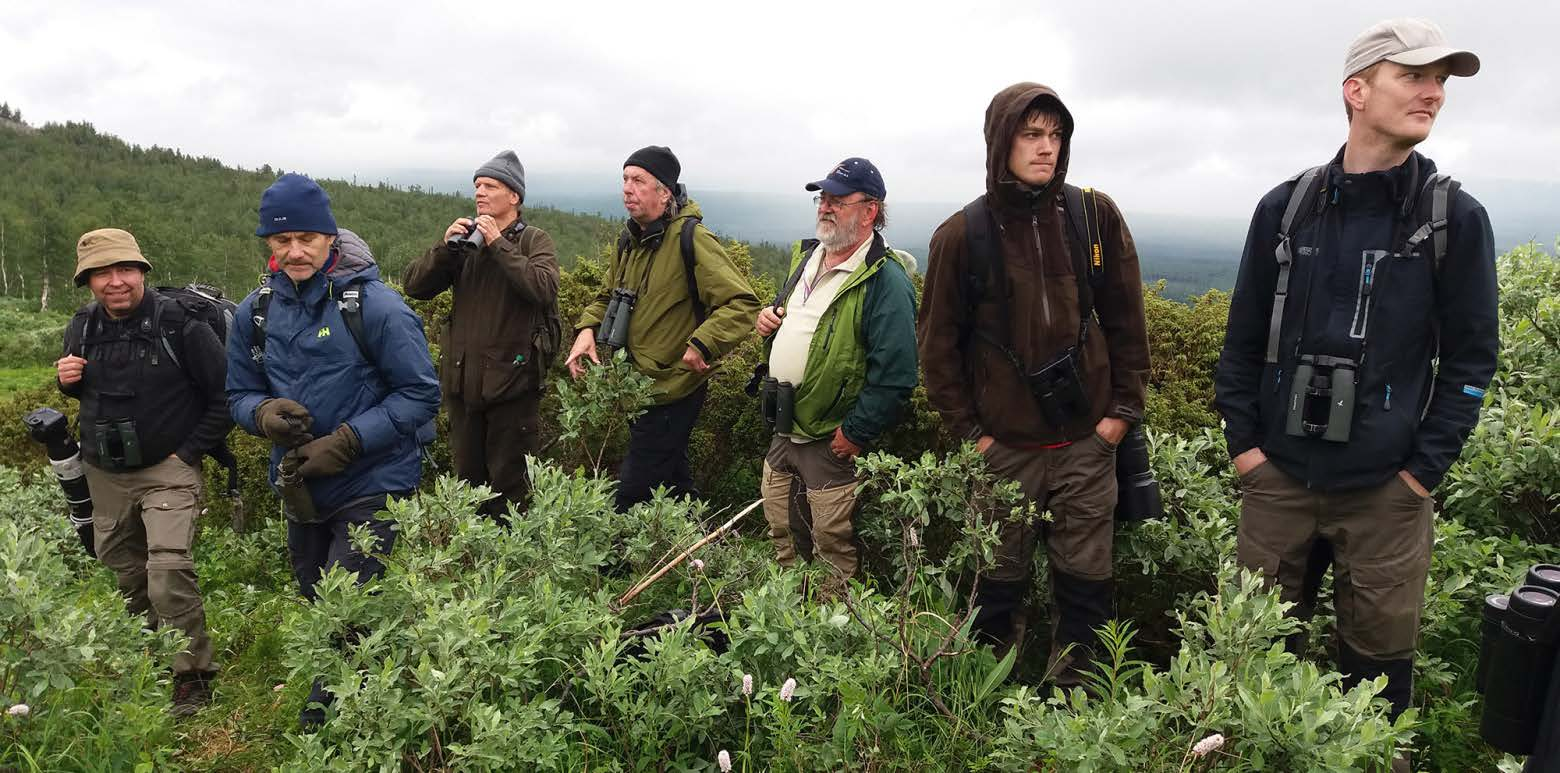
left=717, top=749, right=732, bottom=772
left=780, top=677, right=797, bottom=702
left=1191, top=733, right=1225, bottom=757
left=741, top=673, right=753, bottom=696
left=6, top=704, right=29, bottom=717
left=691, top=558, right=705, bottom=571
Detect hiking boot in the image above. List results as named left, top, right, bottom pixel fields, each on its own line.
left=171, top=671, right=213, bottom=718
left=298, top=677, right=334, bottom=733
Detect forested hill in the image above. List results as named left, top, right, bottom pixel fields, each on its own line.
left=0, top=118, right=787, bottom=310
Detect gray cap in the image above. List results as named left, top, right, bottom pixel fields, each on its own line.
left=1344, top=18, right=1480, bottom=81
left=475, top=150, right=526, bottom=201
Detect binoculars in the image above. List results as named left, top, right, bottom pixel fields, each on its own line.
left=1113, top=425, right=1163, bottom=523
left=446, top=217, right=487, bottom=252
left=1477, top=564, right=1560, bottom=768
left=23, top=407, right=97, bottom=557
left=1285, top=354, right=1356, bottom=442
left=597, top=288, right=637, bottom=350
left=1027, top=346, right=1090, bottom=429
left=758, top=377, right=796, bottom=435
left=93, top=417, right=143, bottom=470
left=276, top=453, right=322, bottom=523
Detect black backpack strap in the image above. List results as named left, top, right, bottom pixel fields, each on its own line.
left=336, top=279, right=373, bottom=364
left=249, top=282, right=273, bottom=364
left=1061, top=184, right=1106, bottom=346
left=774, top=239, right=818, bottom=307
left=68, top=306, right=95, bottom=359
left=680, top=217, right=707, bottom=324
left=1267, top=164, right=1328, bottom=364
left=960, top=195, right=1031, bottom=375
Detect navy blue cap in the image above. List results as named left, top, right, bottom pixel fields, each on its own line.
left=256, top=173, right=338, bottom=237
left=805, top=157, right=886, bottom=201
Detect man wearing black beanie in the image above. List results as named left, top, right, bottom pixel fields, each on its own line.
left=566, top=146, right=759, bottom=512
left=405, top=150, right=560, bottom=522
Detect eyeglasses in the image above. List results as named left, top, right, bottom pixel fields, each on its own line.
left=813, top=195, right=876, bottom=209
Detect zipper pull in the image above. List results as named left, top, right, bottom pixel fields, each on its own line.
left=1384, top=384, right=1393, bottom=411
left=1274, top=369, right=1283, bottom=393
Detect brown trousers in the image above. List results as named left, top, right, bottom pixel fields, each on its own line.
left=981, top=435, right=1118, bottom=584
left=446, top=393, right=541, bottom=517
left=85, top=456, right=213, bottom=674
left=1236, top=461, right=1434, bottom=660
left=760, top=436, right=862, bottom=579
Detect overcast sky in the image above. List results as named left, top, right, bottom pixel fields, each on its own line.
left=4, top=0, right=1557, bottom=227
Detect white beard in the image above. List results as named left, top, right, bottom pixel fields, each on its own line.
left=815, top=217, right=864, bottom=254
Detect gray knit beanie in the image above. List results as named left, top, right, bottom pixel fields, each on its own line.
left=474, top=150, right=526, bottom=201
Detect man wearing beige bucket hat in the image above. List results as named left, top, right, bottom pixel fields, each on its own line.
left=56, top=228, right=231, bottom=717
left=1215, top=19, right=1498, bottom=768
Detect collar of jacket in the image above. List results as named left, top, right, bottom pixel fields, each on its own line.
left=626, top=215, right=670, bottom=248
left=1326, top=146, right=1432, bottom=215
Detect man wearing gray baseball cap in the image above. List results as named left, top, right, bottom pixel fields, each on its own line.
left=1215, top=19, right=1497, bottom=771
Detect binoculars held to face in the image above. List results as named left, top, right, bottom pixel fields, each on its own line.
left=23, top=407, right=97, bottom=557
left=1477, top=564, right=1560, bottom=766
left=446, top=217, right=487, bottom=252
left=1285, top=354, right=1356, bottom=442
left=597, top=288, right=637, bottom=350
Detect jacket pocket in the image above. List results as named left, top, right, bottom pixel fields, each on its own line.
left=478, top=350, right=536, bottom=405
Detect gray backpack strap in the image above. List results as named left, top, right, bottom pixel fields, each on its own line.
left=1402, top=173, right=1455, bottom=275
left=1266, top=165, right=1327, bottom=364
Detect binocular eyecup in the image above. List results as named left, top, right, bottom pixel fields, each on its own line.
left=446, top=217, right=487, bottom=252
left=1476, top=564, right=1560, bottom=759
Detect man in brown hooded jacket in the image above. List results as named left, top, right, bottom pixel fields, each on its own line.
left=404, top=150, right=560, bottom=520
left=918, top=83, right=1149, bottom=685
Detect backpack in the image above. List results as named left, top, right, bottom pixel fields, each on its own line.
left=615, top=216, right=707, bottom=324
left=70, top=282, right=245, bottom=513
left=247, top=275, right=438, bottom=451
left=959, top=184, right=1106, bottom=359
left=1264, top=159, right=1457, bottom=364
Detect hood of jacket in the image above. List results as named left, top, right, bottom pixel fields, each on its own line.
left=984, top=82, right=1075, bottom=210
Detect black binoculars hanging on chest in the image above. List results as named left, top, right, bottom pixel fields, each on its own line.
left=597, top=288, right=637, bottom=350
left=1285, top=354, right=1357, bottom=443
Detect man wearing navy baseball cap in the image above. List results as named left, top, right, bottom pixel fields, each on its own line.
left=752, top=157, right=917, bottom=583
left=1215, top=21, right=1496, bottom=768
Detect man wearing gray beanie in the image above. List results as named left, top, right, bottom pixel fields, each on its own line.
left=1214, top=20, right=1496, bottom=771
left=404, top=150, right=560, bottom=521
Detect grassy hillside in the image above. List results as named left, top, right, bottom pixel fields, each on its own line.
left=0, top=118, right=797, bottom=310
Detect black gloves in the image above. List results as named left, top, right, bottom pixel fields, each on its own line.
left=290, top=424, right=362, bottom=479
left=255, top=398, right=314, bottom=448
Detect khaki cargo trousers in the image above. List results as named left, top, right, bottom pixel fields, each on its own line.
left=760, top=436, right=862, bottom=579
left=85, top=456, right=213, bottom=675
left=1236, top=460, right=1434, bottom=660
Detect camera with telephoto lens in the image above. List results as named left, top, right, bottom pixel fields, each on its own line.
left=758, top=377, right=796, bottom=435
left=1113, top=424, right=1163, bottom=523
left=1284, top=354, right=1356, bottom=442
left=23, top=407, right=97, bottom=557
left=1026, top=346, right=1090, bottom=429
left=1475, top=563, right=1560, bottom=767
left=596, top=288, right=637, bottom=349
left=446, top=216, right=487, bottom=252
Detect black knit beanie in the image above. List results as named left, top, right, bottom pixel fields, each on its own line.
left=623, top=145, right=681, bottom=190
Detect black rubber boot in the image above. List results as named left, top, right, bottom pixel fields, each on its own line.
left=1049, top=571, right=1113, bottom=687
left=1337, top=640, right=1415, bottom=720
left=971, top=578, right=1030, bottom=653
left=298, top=677, right=334, bottom=733
left=170, top=671, right=214, bottom=718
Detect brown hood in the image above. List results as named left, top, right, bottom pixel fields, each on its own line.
left=984, top=82, right=1075, bottom=205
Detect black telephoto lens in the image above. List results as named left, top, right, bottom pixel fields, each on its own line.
left=1480, top=585, right=1560, bottom=755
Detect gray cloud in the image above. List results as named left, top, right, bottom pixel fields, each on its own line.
left=1, top=0, right=1555, bottom=229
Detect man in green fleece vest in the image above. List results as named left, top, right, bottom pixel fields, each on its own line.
left=567, top=146, right=760, bottom=511
left=755, top=157, right=918, bottom=580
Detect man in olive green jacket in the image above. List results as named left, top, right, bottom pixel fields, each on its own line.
left=566, top=146, right=759, bottom=511
left=404, top=150, right=560, bottom=520
left=756, top=158, right=917, bottom=580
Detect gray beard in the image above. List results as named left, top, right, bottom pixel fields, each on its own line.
left=815, top=219, right=864, bottom=254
